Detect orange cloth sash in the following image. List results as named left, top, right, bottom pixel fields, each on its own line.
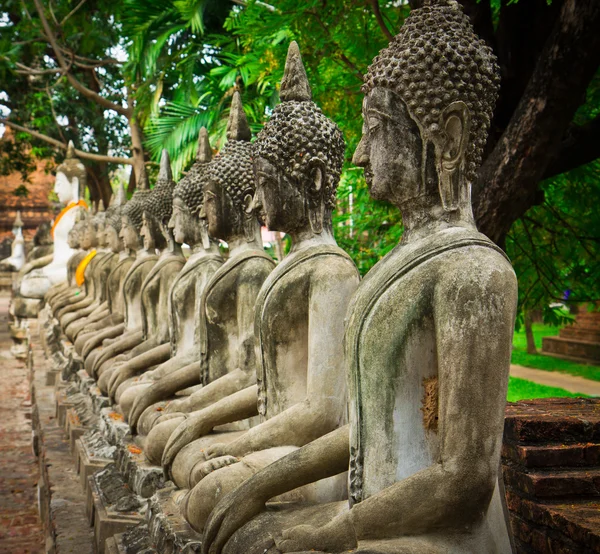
left=75, top=249, right=97, bottom=287
left=51, top=199, right=88, bottom=238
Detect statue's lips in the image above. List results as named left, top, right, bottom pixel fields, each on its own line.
left=363, top=166, right=374, bottom=189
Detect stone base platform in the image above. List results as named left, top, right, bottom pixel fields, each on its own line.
left=502, top=398, right=600, bottom=553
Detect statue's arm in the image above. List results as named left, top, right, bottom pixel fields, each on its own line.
left=202, top=425, right=350, bottom=554
left=162, top=385, right=259, bottom=474
left=222, top=260, right=359, bottom=458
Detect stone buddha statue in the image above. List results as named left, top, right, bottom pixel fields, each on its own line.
left=105, top=135, right=213, bottom=402
left=14, top=141, right=88, bottom=317
left=13, top=222, right=54, bottom=286
left=202, top=5, right=517, bottom=553
left=55, top=203, right=113, bottom=325
left=46, top=209, right=91, bottom=306
left=134, top=92, right=275, bottom=463
left=159, top=42, right=360, bottom=534
left=80, top=166, right=159, bottom=375
left=63, top=186, right=128, bottom=343
left=95, top=150, right=186, bottom=393
left=0, top=212, right=26, bottom=272
left=51, top=209, right=104, bottom=317
left=113, top=131, right=223, bottom=420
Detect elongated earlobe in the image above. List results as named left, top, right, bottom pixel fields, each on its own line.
left=438, top=101, right=470, bottom=211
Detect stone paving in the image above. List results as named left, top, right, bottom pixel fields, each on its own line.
left=0, top=293, right=44, bottom=554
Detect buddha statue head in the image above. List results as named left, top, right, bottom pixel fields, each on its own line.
left=253, top=41, right=345, bottom=237
left=353, top=0, right=499, bottom=227
left=171, top=128, right=213, bottom=247
left=54, top=141, right=87, bottom=205
left=202, top=92, right=259, bottom=244
left=105, top=183, right=127, bottom=253
left=68, top=209, right=88, bottom=249
left=120, top=166, right=152, bottom=251
left=141, top=149, right=176, bottom=252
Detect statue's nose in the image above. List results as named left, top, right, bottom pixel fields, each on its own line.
left=352, top=136, right=369, bottom=167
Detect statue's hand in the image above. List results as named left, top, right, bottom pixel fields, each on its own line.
left=162, top=415, right=214, bottom=477
left=202, top=483, right=267, bottom=554
left=190, top=456, right=239, bottom=485
left=204, top=443, right=230, bottom=461
left=276, top=520, right=356, bottom=553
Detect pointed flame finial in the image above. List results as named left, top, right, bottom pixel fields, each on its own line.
left=114, top=181, right=127, bottom=207
left=197, top=127, right=213, bottom=163
left=280, top=41, right=312, bottom=102
left=159, top=149, right=173, bottom=181
left=66, top=140, right=76, bottom=159
left=98, top=198, right=106, bottom=213
left=14, top=211, right=23, bottom=228
left=226, top=91, right=251, bottom=142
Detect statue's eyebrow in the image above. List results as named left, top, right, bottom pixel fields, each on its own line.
left=367, top=107, right=398, bottom=123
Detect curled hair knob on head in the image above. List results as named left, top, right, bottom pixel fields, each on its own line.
left=173, top=127, right=213, bottom=215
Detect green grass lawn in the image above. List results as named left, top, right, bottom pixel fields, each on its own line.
left=506, top=376, right=587, bottom=402
left=512, top=322, right=600, bottom=381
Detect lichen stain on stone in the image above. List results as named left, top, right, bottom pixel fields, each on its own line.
left=422, top=376, right=439, bottom=432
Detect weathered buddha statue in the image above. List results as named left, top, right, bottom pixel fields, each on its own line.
left=13, top=141, right=88, bottom=317
left=104, top=136, right=212, bottom=401
left=56, top=203, right=114, bottom=325
left=52, top=209, right=103, bottom=316
left=202, top=5, right=517, bottom=553
left=95, top=150, right=186, bottom=393
left=46, top=210, right=91, bottom=307
left=133, top=93, right=275, bottom=463
left=64, top=186, right=129, bottom=344
left=13, top=222, right=54, bottom=284
left=0, top=212, right=26, bottom=272
left=158, top=42, right=360, bottom=534
left=113, top=131, right=223, bottom=419
left=80, top=167, right=158, bottom=375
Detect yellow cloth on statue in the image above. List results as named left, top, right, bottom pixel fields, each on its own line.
left=51, top=199, right=88, bottom=238
left=75, top=250, right=97, bottom=287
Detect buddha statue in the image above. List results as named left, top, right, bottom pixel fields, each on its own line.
left=55, top=203, right=114, bottom=325
left=70, top=186, right=138, bottom=358
left=104, top=135, right=213, bottom=401
left=133, top=92, right=275, bottom=464
left=202, top=4, right=517, bottom=553
left=80, top=166, right=158, bottom=375
left=46, top=209, right=91, bottom=306
left=95, top=150, right=186, bottom=393
left=63, top=185, right=128, bottom=344
left=159, top=42, right=360, bottom=534
left=0, top=212, right=26, bottom=272
left=13, top=141, right=88, bottom=317
left=13, top=222, right=54, bottom=287
left=51, top=210, right=103, bottom=316
left=113, top=130, right=223, bottom=421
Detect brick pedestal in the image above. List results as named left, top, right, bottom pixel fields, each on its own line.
left=502, top=398, right=600, bottom=553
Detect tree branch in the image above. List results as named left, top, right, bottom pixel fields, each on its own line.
left=60, top=0, right=87, bottom=25
left=0, top=118, right=134, bottom=165
left=543, top=114, right=600, bottom=178
left=31, top=0, right=131, bottom=117
left=231, top=0, right=277, bottom=12
left=370, top=0, right=393, bottom=41
left=473, top=0, right=600, bottom=244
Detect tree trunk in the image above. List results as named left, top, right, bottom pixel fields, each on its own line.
left=524, top=310, right=538, bottom=355
left=129, top=117, right=146, bottom=186
left=473, top=0, right=600, bottom=245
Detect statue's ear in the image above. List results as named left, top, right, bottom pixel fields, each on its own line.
left=243, top=193, right=254, bottom=215
left=437, top=101, right=470, bottom=211
left=440, top=101, right=470, bottom=173
left=308, top=157, right=326, bottom=197
left=71, top=176, right=80, bottom=196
